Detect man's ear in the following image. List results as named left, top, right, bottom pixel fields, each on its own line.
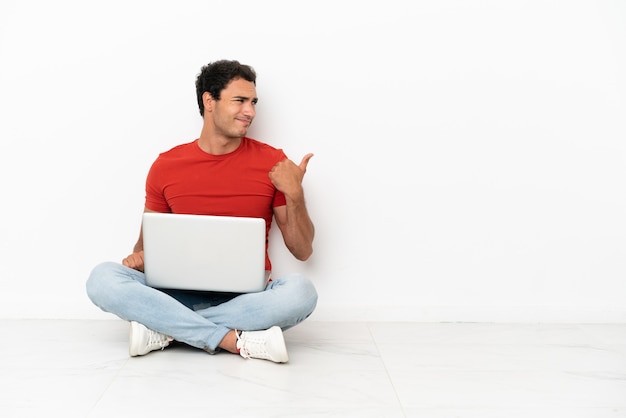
left=203, top=92, right=214, bottom=112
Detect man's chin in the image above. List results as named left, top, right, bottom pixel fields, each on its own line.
left=227, top=130, right=247, bottom=140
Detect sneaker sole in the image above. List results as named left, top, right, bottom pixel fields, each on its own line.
left=267, top=326, right=289, bottom=363
left=129, top=321, right=144, bottom=357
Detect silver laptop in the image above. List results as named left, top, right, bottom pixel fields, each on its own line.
left=142, top=212, right=269, bottom=293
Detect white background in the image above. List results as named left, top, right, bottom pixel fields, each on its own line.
left=1, top=0, right=624, bottom=322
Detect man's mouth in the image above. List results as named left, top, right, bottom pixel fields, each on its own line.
left=237, top=118, right=252, bottom=127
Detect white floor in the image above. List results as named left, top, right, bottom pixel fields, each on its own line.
left=1, top=319, right=625, bottom=417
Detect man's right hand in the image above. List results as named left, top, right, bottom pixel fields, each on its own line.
left=122, top=250, right=144, bottom=272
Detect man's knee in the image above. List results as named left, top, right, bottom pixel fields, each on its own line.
left=285, top=274, right=318, bottom=318
left=85, top=261, right=121, bottom=305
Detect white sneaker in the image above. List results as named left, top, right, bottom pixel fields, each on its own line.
left=236, top=326, right=288, bottom=363
left=129, top=321, right=173, bottom=357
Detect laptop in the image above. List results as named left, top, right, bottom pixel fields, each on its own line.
left=141, top=212, right=269, bottom=293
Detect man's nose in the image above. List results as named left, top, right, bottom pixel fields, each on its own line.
left=242, top=102, right=256, bottom=118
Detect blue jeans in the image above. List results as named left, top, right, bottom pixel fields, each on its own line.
left=86, top=261, right=318, bottom=351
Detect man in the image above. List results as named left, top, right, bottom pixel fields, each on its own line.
left=86, top=60, right=318, bottom=363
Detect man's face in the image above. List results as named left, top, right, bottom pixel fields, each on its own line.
left=209, top=78, right=258, bottom=139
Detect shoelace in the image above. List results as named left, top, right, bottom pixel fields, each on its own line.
left=236, top=331, right=269, bottom=359
left=147, top=330, right=171, bottom=350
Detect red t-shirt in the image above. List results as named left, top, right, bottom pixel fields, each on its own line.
left=145, top=137, right=287, bottom=271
